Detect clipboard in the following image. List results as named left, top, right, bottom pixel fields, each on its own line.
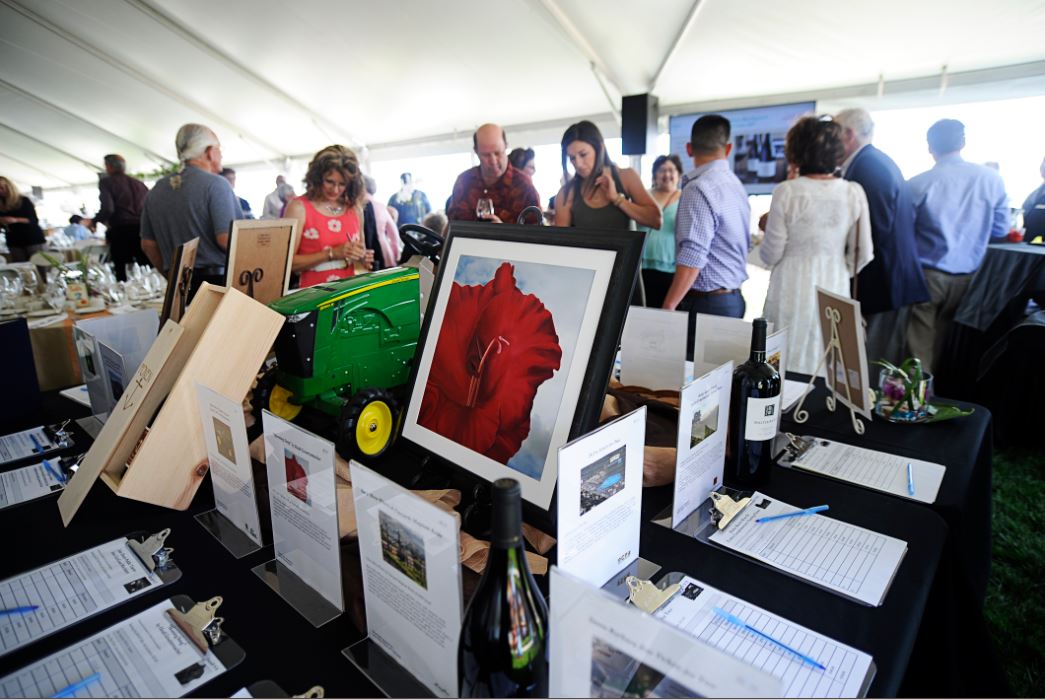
left=0, top=529, right=182, bottom=657
left=0, top=421, right=75, bottom=466
left=0, top=594, right=245, bottom=698
left=676, top=486, right=904, bottom=607
left=243, top=681, right=325, bottom=698
left=640, top=570, right=878, bottom=698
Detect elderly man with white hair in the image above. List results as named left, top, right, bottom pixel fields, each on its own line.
left=834, top=107, right=929, bottom=366
left=140, top=123, right=243, bottom=300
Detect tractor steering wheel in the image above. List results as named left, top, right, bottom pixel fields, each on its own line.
left=398, top=224, right=444, bottom=265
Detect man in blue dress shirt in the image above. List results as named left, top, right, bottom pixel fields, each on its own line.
left=663, top=115, right=751, bottom=360
left=906, top=119, right=1009, bottom=373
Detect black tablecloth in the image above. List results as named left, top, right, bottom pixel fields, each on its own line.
left=0, top=388, right=996, bottom=697
left=640, top=470, right=946, bottom=697
left=777, top=378, right=1004, bottom=696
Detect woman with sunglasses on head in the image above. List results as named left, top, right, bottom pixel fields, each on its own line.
left=554, top=121, right=661, bottom=232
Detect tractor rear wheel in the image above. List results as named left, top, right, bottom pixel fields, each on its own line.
left=340, top=388, right=399, bottom=459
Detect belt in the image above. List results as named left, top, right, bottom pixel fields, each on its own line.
left=194, top=265, right=226, bottom=277
left=686, top=288, right=738, bottom=297
left=311, top=259, right=349, bottom=272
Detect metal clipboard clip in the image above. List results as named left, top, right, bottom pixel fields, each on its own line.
left=43, top=420, right=74, bottom=448
left=710, top=491, right=750, bottom=530
left=294, top=687, right=325, bottom=699
left=128, top=528, right=174, bottom=572
left=780, top=433, right=819, bottom=465
left=626, top=576, right=680, bottom=614
left=168, top=596, right=225, bottom=653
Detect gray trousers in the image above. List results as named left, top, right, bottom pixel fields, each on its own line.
left=906, top=268, right=973, bottom=375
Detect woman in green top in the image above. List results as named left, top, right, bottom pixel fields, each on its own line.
left=640, top=155, right=684, bottom=308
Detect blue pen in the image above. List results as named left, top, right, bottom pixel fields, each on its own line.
left=907, top=462, right=915, bottom=496
left=756, top=505, right=829, bottom=523
left=51, top=672, right=101, bottom=699
left=29, top=433, right=44, bottom=454
left=42, top=459, right=66, bottom=485
left=0, top=605, right=39, bottom=615
left=712, top=607, right=826, bottom=670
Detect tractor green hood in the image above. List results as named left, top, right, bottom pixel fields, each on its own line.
left=268, top=266, right=420, bottom=316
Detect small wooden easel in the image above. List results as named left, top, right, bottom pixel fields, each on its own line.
left=789, top=306, right=866, bottom=435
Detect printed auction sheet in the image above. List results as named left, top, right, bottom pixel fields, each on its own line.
left=557, top=408, right=645, bottom=587
left=654, top=575, right=874, bottom=697
left=197, top=384, right=263, bottom=546
left=708, top=493, right=907, bottom=606
left=549, top=568, right=782, bottom=698
left=0, top=427, right=59, bottom=465
left=0, top=599, right=224, bottom=697
left=0, top=538, right=162, bottom=656
left=262, top=411, right=343, bottom=612
left=0, top=461, right=65, bottom=510
left=351, top=461, right=462, bottom=698
left=672, top=362, right=732, bottom=528
left=619, top=307, right=688, bottom=390
left=783, top=438, right=945, bottom=504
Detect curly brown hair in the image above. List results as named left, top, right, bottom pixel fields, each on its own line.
left=303, top=145, right=365, bottom=207
left=785, top=117, right=845, bottom=176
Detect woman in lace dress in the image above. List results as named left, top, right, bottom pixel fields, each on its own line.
left=759, top=117, right=873, bottom=374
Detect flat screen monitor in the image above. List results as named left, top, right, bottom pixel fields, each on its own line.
left=668, top=101, right=816, bottom=195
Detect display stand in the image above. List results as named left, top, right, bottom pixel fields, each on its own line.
left=194, top=509, right=264, bottom=558
left=342, top=639, right=434, bottom=699
left=251, top=559, right=341, bottom=628
left=790, top=306, right=866, bottom=435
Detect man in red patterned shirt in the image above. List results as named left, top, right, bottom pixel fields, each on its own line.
left=447, top=123, right=540, bottom=225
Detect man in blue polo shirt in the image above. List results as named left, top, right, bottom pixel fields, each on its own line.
left=663, top=114, right=751, bottom=360
left=906, top=119, right=1008, bottom=373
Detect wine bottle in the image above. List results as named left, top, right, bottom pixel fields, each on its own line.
left=458, top=479, right=548, bottom=698
left=726, top=318, right=782, bottom=486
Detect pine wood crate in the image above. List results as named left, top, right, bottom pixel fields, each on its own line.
left=59, top=284, right=284, bottom=524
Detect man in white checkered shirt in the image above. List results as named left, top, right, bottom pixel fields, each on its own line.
left=662, top=115, right=751, bottom=359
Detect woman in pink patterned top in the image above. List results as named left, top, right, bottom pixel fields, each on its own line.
left=285, top=145, right=374, bottom=288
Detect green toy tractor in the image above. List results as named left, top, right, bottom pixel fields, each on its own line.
left=253, top=225, right=443, bottom=458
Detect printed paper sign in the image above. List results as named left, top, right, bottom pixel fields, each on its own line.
left=620, top=307, right=688, bottom=389
left=693, top=314, right=774, bottom=377
left=557, top=407, right=645, bottom=587
left=672, top=361, right=733, bottom=528
left=549, top=567, right=782, bottom=698
left=262, top=411, right=343, bottom=611
left=197, top=384, right=263, bottom=547
left=0, top=461, right=65, bottom=510
left=351, top=462, right=462, bottom=698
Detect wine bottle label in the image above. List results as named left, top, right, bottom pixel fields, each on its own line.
left=744, top=395, right=781, bottom=441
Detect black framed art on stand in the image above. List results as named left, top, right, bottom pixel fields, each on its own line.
left=400, top=222, right=644, bottom=532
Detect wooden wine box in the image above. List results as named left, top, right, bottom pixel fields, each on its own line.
left=58, top=284, right=285, bottom=524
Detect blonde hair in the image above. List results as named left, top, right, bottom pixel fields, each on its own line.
left=0, top=177, right=21, bottom=211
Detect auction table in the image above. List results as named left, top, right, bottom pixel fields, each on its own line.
left=0, top=385, right=996, bottom=698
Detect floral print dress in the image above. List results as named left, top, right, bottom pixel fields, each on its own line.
left=294, top=196, right=362, bottom=288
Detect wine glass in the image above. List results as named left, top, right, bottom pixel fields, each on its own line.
left=475, top=198, right=495, bottom=221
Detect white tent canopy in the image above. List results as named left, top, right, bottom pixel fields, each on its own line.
left=2, top=0, right=1045, bottom=192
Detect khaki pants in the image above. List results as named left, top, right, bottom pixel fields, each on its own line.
left=906, top=268, right=972, bottom=374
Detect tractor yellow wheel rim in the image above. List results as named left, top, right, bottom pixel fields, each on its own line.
left=356, top=401, right=393, bottom=456
left=269, top=384, right=302, bottom=421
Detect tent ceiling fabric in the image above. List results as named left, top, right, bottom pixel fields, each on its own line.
left=1, top=0, right=1044, bottom=190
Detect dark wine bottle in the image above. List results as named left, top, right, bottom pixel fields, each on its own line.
left=726, top=318, right=782, bottom=486
left=458, top=479, right=548, bottom=698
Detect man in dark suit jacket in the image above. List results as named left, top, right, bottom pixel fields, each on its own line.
left=835, top=108, right=930, bottom=366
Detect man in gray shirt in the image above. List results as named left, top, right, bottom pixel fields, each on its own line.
left=140, top=123, right=242, bottom=299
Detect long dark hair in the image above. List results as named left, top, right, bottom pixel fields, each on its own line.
left=561, top=120, right=615, bottom=200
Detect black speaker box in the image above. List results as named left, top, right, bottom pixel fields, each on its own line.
left=621, top=93, right=659, bottom=155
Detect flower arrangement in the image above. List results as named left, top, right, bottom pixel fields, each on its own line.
left=874, top=357, right=973, bottom=423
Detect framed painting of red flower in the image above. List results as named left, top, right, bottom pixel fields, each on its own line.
left=402, top=224, right=645, bottom=510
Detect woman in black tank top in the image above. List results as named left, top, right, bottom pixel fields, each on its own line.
left=554, top=120, right=662, bottom=231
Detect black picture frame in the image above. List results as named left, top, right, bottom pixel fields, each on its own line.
left=399, top=221, right=644, bottom=515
